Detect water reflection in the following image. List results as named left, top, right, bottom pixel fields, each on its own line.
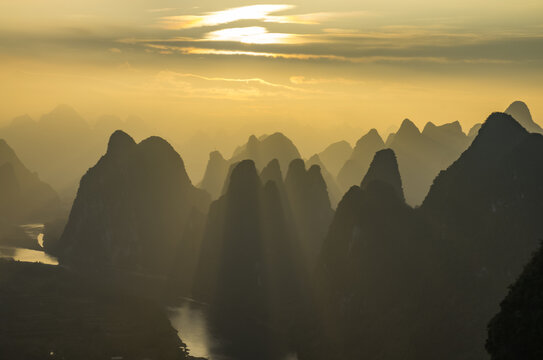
left=168, top=298, right=298, bottom=360
left=20, top=223, right=45, bottom=246
left=0, top=247, right=58, bottom=265
left=168, top=299, right=222, bottom=360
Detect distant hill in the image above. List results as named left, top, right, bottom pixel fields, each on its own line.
left=337, top=129, right=385, bottom=191
left=307, top=154, right=343, bottom=207
left=0, top=139, right=59, bottom=221
left=0, top=105, right=151, bottom=200
left=198, top=150, right=228, bottom=200
left=505, top=100, right=542, bottom=134
left=386, top=119, right=469, bottom=205
left=199, top=132, right=301, bottom=201
left=318, top=141, right=352, bottom=176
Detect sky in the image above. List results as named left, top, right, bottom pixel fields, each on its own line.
left=1, top=0, right=542, bottom=166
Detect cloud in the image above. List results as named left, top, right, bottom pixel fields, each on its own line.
left=158, top=4, right=296, bottom=30
left=157, top=4, right=370, bottom=30
left=141, top=44, right=516, bottom=65
left=204, top=27, right=301, bottom=45
left=143, top=71, right=310, bottom=101
left=289, top=76, right=363, bottom=85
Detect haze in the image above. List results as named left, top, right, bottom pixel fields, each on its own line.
left=1, top=0, right=542, bottom=171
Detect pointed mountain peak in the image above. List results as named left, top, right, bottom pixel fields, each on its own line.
left=481, top=112, right=526, bottom=136
left=356, top=128, right=384, bottom=148
left=397, top=118, right=420, bottom=137
left=260, top=158, right=283, bottom=184
left=471, top=112, right=528, bottom=151
left=505, top=101, right=531, bottom=120
left=247, top=134, right=260, bottom=146
left=286, top=158, right=306, bottom=178
left=444, top=120, right=463, bottom=134
left=209, top=150, right=226, bottom=163
left=505, top=100, right=541, bottom=133
left=361, top=148, right=404, bottom=202
left=423, top=120, right=463, bottom=136
left=107, top=130, right=136, bottom=155
left=41, top=104, right=86, bottom=125
left=423, top=122, right=437, bottom=132
left=227, top=159, right=260, bottom=194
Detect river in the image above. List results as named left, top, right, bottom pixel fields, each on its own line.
left=2, top=224, right=298, bottom=360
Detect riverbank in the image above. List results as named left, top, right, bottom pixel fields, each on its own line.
left=0, top=259, right=204, bottom=360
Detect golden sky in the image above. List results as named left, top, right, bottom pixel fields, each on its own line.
left=1, top=0, right=542, bottom=158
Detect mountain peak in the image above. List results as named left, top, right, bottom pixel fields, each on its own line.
left=260, top=158, right=282, bottom=184
left=307, top=163, right=323, bottom=178
left=247, top=134, right=259, bottom=146
left=397, top=118, right=420, bottom=137
left=107, top=130, right=136, bottom=155
left=41, top=104, right=85, bottom=125
left=477, top=112, right=527, bottom=143
left=228, top=160, right=260, bottom=194
left=361, top=148, right=404, bottom=202
left=286, top=158, right=306, bottom=178
left=209, top=150, right=225, bottom=162
left=505, top=101, right=541, bottom=133
left=355, top=128, right=384, bottom=148
left=423, top=122, right=437, bottom=132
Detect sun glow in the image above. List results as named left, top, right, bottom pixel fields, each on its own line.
left=205, top=26, right=296, bottom=44
left=160, top=4, right=304, bottom=29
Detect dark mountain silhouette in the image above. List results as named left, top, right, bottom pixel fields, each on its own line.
left=302, top=112, right=543, bottom=360
left=307, top=154, right=342, bottom=207
left=54, top=130, right=210, bottom=282
left=505, top=100, right=542, bottom=134
left=337, top=129, right=385, bottom=191
left=305, top=161, right=435, bottom=360
left=285, top=159, right=334, bottom=267
left=419, top=112, right=543, bottom=359
left=0, top=140, right=60, bottom=249
left=198, top=150, right=228, bottom=200
left=318, top=141, right=352, bottom=176
left=361, top=149, right=405, bottom=202
left=193, top=160, right=306, bottom=359
left=486, top=241, right=543, bottom=360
